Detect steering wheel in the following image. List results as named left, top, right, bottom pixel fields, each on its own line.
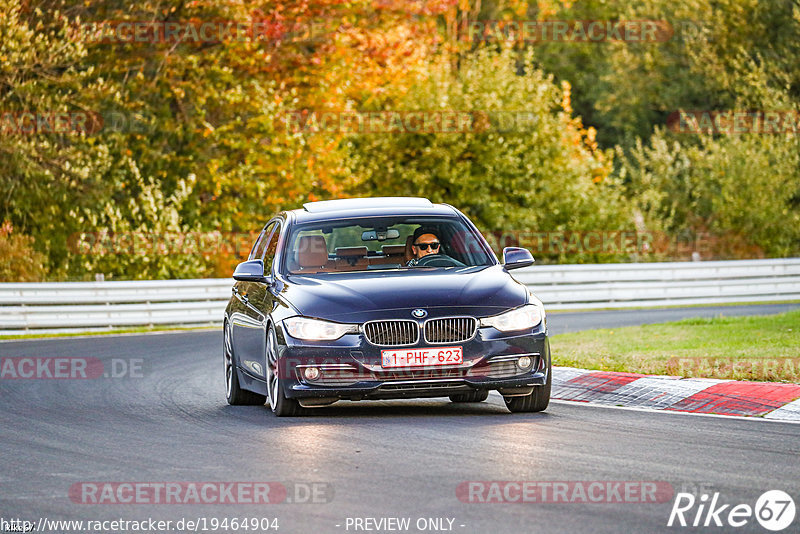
left=414, top=254, right=465, bottom=268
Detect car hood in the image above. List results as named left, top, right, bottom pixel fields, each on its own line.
left=280, top=265, right=529, bottom=322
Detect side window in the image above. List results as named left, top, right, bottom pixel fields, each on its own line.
left=261, top=221, right=282, bottom=272
left=250, top=222, right=276, bottom=260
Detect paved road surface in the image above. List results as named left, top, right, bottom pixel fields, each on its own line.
left=2, top=304, right=798, bottom=534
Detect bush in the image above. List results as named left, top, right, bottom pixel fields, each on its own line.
left=618, top=128, right=800, bottom=259
left=0, top=221, right=47, bottom=281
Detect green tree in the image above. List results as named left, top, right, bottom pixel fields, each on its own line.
left=0, top=0, right=115, bottom=278
left=345, top=47, right=633, bottom=263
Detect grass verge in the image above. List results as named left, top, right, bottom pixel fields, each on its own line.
left=546, top=299, right=800, bottom=313
left=551, top=310, right=800, bottom=382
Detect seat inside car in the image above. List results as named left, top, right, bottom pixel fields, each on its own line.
left=294, top=235, right=334, bottom=273
left=334, top=246, right=369, bottom=271
left=404, top=236, right=414, bottom=262
left=369, top=244, right=406, bottom=265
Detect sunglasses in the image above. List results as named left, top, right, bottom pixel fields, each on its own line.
left=414, top=242, right=440, bottom=251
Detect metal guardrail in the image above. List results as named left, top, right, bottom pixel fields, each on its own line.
left=0, top=279, right=231, bottom=335
left=512, top=258, right=800, bottom=309
left=1, top=258, right=798, bottom=334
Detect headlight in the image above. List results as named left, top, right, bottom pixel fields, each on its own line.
left=284, top=317, right=358, bottom=341
left=480, top=304, right=543, bottom=332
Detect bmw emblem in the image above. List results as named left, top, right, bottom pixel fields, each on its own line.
left=412, top=309, right=428, bottom=319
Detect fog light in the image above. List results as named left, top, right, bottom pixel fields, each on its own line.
left=304, top=367, right=321, bottom=381
left=517, top=356, right=532, bottom=369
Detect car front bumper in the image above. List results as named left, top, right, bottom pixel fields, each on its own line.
left=274, top=325, right=550, bottom=402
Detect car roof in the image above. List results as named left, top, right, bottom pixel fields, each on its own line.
left=288, top=197, right=459, bottom=223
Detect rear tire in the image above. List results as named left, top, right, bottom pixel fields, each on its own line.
left=449, top=390, right=489, bottom=403
left=504, top=361, right=551, bottom=413
left=266, top=325, right=305, bottom=417
left=224, top=321, right=267, bottom=406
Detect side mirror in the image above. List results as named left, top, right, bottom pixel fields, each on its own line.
left=502, top=247, right=535, bottom=270
left=233, top=259, right=269, bottom=282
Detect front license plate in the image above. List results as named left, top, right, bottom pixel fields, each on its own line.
left=381, top=346, right=463, bottom=368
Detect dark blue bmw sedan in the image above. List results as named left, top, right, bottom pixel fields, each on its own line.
left=223, top=197, right=550, bottom=416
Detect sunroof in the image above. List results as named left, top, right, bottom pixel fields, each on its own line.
left=303, top=197, right=433, bottom=213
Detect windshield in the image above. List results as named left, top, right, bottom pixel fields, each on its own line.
left=283, top=216, right=495, bottom=274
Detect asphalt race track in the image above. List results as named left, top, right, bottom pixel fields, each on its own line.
left=2, top=304, right=799, bottom=534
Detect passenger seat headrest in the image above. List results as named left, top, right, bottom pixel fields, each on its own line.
left=297, top=235, right=329, bottom=267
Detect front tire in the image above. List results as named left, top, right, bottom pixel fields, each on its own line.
left=224, top=321, right=266, bottom=406
left=266, top=325, right=304, bottom=417
left=504, top=360, right=551, bottom=413
left=449, top=390, right=489, bottom=403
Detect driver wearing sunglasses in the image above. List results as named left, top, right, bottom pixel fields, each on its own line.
left=407, top=227, right=442, bottom=266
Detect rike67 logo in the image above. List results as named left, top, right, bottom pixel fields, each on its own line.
left=668, top=490, right=796, bottom=531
